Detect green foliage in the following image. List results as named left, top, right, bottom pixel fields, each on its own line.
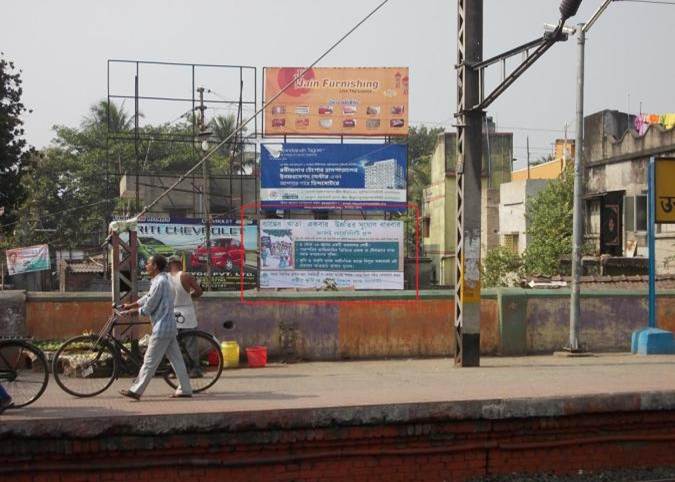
left=13, top=101, right=248, bottom=248
left=0, top=53, right=32, bottom=239
left=399, top=125, right=444, bottom=208
left=482, top=246, right=523, bottom=288
left=394, top=125, right=443, bottom=254
left=522, top=167, right=574, bottom=276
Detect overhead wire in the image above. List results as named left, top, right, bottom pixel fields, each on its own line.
left=0, top=197, right=119, bottom=230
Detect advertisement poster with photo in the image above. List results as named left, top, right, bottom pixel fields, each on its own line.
left=261, top=143, right=407, bottom=210
left=132, top=216, right=258, bottom=290
left=5, top=244, right=50, bottom=276
left=259, top=219, right=404, bottom=290
left=264, top=67, right=409, bottom=136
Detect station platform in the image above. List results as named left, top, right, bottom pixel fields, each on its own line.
left=3, top=355, right=675, bottom=481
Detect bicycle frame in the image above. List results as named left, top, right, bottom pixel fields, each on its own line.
left=95, top=312, right=174, bottom=378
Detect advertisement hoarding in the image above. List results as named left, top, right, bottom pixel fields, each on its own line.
left=133, top=216, right=258, bottom=290
left=259, top=219, right=404, bottom=290
left=261, top=143, right=407, bottom=210
left=656, top=158, right=675, bottom=224
left=264, top=67, right=409, bottom=136
left=6, top=244, right=50, bottom=276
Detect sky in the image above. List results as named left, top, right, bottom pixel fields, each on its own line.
left=2, top=0, right=673, bottom=169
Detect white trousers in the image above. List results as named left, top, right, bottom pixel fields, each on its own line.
left=130, top=334, right=192, bottom=396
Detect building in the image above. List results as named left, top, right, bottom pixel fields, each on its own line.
left=364, top=158, right=405, bottom=190
left=583, top=109, right=675, bottom=273
left=499, top=179, right=550, bottom=255
left=119, top=173, right=257, bottom=218
left=422, top=119, right=513, bottom=286
left=498, top=139, right=573, bottom=255
left=511, top=139, right=575, bottom=181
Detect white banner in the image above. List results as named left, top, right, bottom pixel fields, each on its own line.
left=259, top=219, right=404, bottom=290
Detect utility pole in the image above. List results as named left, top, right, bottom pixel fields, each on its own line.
left=196, top=87, right=212, bottom=291
left=454, top=0, right=583, bottom=367
left=527, top=136, right=531, bottom=179
left=454, top=0, right=484, bottom=367
left=569, top=0, right=613, bottom=352
left=563, top=122, right=569, bottom=172
left=134, top=74, right=140, bottom=212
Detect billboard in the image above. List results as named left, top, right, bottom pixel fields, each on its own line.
left=259, top=219, right=404, bottom=290
left=656, top=158, right=675, bottom=224
left=6, top=244, right=50, bottom=276
left=261, top=143, right=407, bottom=210
left=264, top=67, right=409, bottom=136
left=133, top=216, right=258, bottom=290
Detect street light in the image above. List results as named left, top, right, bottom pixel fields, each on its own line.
left=569, top=0, right=614, bottom=353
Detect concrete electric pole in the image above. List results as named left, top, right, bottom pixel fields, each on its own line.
left=196, top=87, right=213, bottom=291
left=455, top=0, right=583, bottom=367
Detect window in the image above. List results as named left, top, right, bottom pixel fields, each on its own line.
left=585, top=199, right=601, bottom=234
left=423, top=217, right=431, bottom=238
left=503, top=234, right=519, bottom=254
left=636, top=196, right=647, bottom=231
left=624, top=195, right=647, bottom=232
left=625, top=197, right=634, bottom=232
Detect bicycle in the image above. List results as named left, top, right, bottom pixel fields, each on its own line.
left=0, top=338, right=49, bottom=408
left=51, top=307, right=223, bottom=398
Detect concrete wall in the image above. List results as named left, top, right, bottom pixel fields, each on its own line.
left=7, top=289, right=675, bottom=358
left=583, top=109, right=675, bottom=270
left=0, top=291, right=26, bottom=337
left=512, top=157, right=565, bottom=181
left=499, top=179, right=549, bottom=255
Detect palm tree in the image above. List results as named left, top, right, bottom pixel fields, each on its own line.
left=85, top=100, right=134, bottom=132
left=209, top=114, right=239, bottom=158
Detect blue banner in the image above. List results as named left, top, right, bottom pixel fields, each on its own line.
left=260, top=143, right=407, bottom=210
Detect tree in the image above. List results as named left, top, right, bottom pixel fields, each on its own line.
left=482, top=246, right=523, bottom=288
left=394, top=125, right=443, bottom=254
left=522, top=166, right=574, bottom=276
left=85, top=100, right=133, bottom=133
left=401, top=125, right=444, bottom=209
left=0, top=53, right=32, bottom=239
left=15, top=100, right=137, bottom=248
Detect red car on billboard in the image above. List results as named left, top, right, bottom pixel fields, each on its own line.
left=190, top=238, right=245, bottom=272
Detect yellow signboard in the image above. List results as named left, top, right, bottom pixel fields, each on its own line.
left=655, top=158, right=675, bottom=224
left=264, top=67, right=409, bottom=137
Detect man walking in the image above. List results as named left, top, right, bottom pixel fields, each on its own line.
left=167, top=255, right=203, bottom=377
left=120, top=254, right=192, bottom=400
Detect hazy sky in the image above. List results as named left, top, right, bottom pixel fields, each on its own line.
left=2, top=0, right=673, bottom=168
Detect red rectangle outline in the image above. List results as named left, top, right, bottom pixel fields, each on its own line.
left=239, top=201, right=422, bottom=306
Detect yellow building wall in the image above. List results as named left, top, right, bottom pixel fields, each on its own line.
left=512, top=157, right=566, bottom=181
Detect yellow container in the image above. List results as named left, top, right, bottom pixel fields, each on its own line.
left=221, top=341, right=240, bottom=368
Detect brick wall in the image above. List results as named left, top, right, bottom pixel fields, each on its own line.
left=3, top=411, right=675, bottom=481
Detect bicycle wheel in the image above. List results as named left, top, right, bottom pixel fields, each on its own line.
left=52, top=335, right=117, bottom=397
left=0, top=340, right=49, bottom=408
left=164, top=330, right=223, bottom=393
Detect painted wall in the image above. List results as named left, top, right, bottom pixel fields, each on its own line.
left=13, top=289, right=675, bottom=358
left=499, top=179, right=550, bottom=255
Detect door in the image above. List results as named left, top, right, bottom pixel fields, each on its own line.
left=600, top=192, right=623, bottom=256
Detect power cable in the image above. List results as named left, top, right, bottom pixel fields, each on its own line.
left=0, top=197, right=118, bottom=230
left=133, top=0, right=391, bottom=220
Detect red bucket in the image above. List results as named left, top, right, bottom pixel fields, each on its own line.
left=246, top=346, right=267, bottom=368
left=207, top=349, right=220, bottom=367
